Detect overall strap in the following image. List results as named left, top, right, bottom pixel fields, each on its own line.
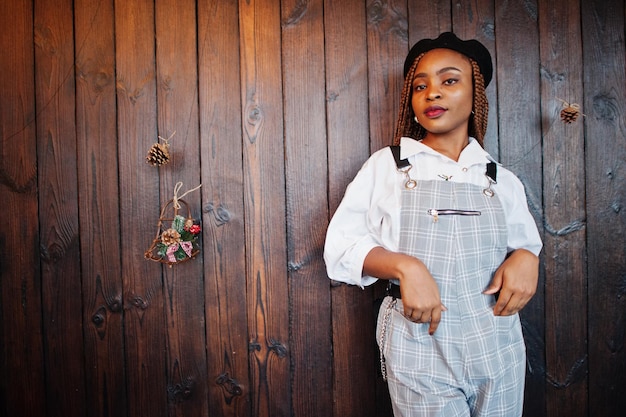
left=391, top=145, right=497, bottom=183
left=389, top=145, right=410, bottom=169
left=486, top=161, right=497, bottom=182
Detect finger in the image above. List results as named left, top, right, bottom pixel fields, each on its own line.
left=495, top=292, right=530, bottom=316
left=493, top=291, right=513, bottom=316
left=429, top=309, right=442, bottom=335
left=483, top=270, right=504, bottom=295
left=500, top=294, right=530, bottom=316
left=412, top=312, right=424, bottom=323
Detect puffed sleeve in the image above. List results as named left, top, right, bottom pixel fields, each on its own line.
left=324, top=148, right=399, bottom=288
left=495, top=170, right=543, bottom=256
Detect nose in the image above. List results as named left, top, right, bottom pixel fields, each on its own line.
left=427, top=88, right=442, bottom=100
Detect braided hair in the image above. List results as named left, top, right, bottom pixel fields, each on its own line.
left=392, top=54, right=489, bottom=147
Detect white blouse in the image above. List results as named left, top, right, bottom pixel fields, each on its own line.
left=324, top=137, right=543, bottom=288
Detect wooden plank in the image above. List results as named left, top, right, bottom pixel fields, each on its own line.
left=281, top=0, right=332, bottom=416
left=197, top=0, right=251, bottom=416
left=538, top=1, right=588, bottom=415
left=325, top=0, right=371, bottom=209
left=324, top=0, right=377, bottom=416
left=366, top=0, right=408, bottom=152
left=365, top=1, right=408, bottom=414
left=114, top=0, right=167, bottom=416
left=154, top=1, right=208, bottom=416
left=34, top=0, right=86, bottom=415
left=407, top=0, right=451, bottom=43
left=582, top=0, right=626, bottom=415
left=453, top=0, right=499, bottom=158
left=493, top=2, right=545, bottom=416
left=238, top=1, right=291, bottom=415
left=74, top=0, right=127, bottom=416
left=0, top=0, right=46, bottom=416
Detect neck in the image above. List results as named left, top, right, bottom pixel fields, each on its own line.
left=421, top=132, right=469, bottom=161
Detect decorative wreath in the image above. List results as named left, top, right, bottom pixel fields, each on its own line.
left=145, top=183, right=202, bottom=266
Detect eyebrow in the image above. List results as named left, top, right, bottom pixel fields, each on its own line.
left=413, top=66, right=464, bottom=79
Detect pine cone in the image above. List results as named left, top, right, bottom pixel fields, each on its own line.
left=560, top=104, right=580, bottom=124
left=146, top=142, right=170, bottom=166
left=161, top=228, right=181, bottom=246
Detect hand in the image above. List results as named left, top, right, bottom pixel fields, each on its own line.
left=483, top=249, right=539, bottom=316
left=363, top=247, right=446, bottom=335
left=397, top=256, right=447, bottom=335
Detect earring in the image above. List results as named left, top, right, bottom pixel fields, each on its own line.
left=414, top=116, right=419, bottom=124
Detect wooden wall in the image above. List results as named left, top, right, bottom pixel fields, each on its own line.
left=1, top=0, right=624, bottom=416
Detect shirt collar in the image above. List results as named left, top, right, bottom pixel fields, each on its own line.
left=399, top=136, right=497, bottom=166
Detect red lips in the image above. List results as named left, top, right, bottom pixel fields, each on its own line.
left=424, top=106, right=446, bottom=118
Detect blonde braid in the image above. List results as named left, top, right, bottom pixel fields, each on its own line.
left=469, top=59, right=488, bottom=147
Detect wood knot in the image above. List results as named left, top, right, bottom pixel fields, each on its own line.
left=167, top=377, right=194, bottom=403
left=94, top=71, right=113, bottom=92
left=540, top=66, right=566, bottom=83
left=367, top=1, right=385, bottom=24
left=39, top=242, right=66, bottom=263
left=366, top=1, right=407, bottom=40
left=593, top=93, right=617, bottom=121
left=92, top=306, right=106, bottom=327
left=282, top=1, right=308, bottom=27
left=109, top=297, right=123, bottom=313
left=216, top=372, right=243, bottom=404
left=244, top=103, right=263, bottom=143
left=160, top=74, right=173, bottom=92
left=481, top=21, right=495, bottom=39
left=268, top=339, right=288, bottom=358
left=247, top=105, right=261, bottom=123
left=248, top=340, right=261, bottom=352
left=204, top=202, right=232, bottom=226
left=131, top=296, right=149, bottom=310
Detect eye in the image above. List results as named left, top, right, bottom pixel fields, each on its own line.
left=443, top=78, right=459, bottom=86
left=413, top=83, right=426, bottom=91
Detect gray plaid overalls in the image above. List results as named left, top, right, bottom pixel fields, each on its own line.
left=377, top=167, right=526, bottom=417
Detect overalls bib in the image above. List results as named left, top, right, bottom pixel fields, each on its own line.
left=377, top=167, right=526, bottom=417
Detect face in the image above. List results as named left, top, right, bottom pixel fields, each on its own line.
left=411, top=48, right=474, bottom=138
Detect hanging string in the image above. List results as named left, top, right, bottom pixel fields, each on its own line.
left=172, top=182, right=202, bottom=209
left=158, top=130, right=176, bottom=145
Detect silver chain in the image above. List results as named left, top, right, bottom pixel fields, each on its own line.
left=378, top=297, right=397, bottom=381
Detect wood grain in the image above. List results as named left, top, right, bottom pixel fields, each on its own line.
left=539, top=1, right=588, bottom=416
left=198, top=0, right=251, bottom=416
left=494, top=2, right=545, bottom=416
left=366, top=0, right=408, bottom=152
left=155, top=1, right=209, bottom=416
left=0, top=0, right=45, bottom=416
left=583, top=0, right=626, bottom=416
left=282, top=0, right=333, bottom=415
left=325, top=0, right=377, bottom=415
left=239, top=1, right=291, bottom=416
left=114, top=0, right=166, bottom=416
left=1, top=1, right=625, bottom=416
left=34, top=0, right=86, bottom=415
left=74, top=0, right=127, bottom=415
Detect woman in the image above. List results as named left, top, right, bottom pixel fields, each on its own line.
left=324, top=32, right=542, bottom=416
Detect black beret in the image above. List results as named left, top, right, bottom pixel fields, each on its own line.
left=403, top=32, right=493, bottom=87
